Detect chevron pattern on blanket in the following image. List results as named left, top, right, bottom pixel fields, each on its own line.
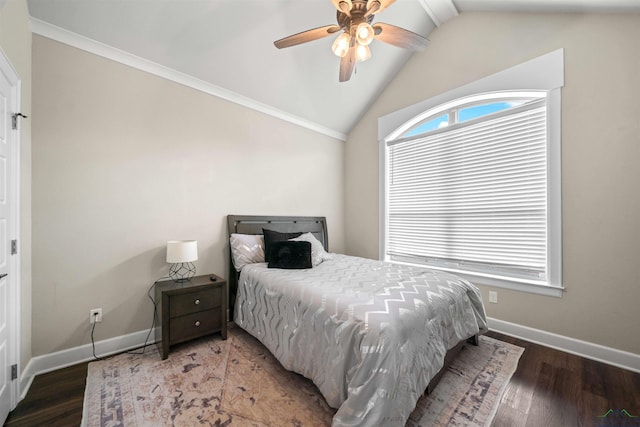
left=82, top=326, right=523, bottom=427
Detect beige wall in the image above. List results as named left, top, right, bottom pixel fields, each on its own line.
left=0, top=0, right=33, bottom=370
left=16, top=8, right=640, bottom=360
left=345, top=13, right=640, bottom=354
left=31, top=35, right=344, bottom=356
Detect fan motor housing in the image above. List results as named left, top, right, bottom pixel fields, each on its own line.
left=337, top=1, right=374, bottom=30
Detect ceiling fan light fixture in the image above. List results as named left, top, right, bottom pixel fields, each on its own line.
left=365, top=0, right=382, bottom=16
left=331, top=0, right=353, bottom=15
left=332, top=32, right=351, bottom=57
left=356, top=22, right=374, bottom=46
left=274, top=0, right=425, bottom=82
left=355, top=44, right=371, bottom=62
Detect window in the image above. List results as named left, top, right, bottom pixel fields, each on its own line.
left=379, top=50, right=564, bottom=297
left=387, top=92, right=547, bottom=279
left=404, top=113, right=449, bottom=137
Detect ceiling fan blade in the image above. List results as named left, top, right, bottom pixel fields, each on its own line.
left=339, top=44, right=356, bottom=82
left=274, top=25, right=341, bottom=49
left=373, top=22, right=428, bottom=50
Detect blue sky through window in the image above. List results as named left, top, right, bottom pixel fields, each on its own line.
left=405, top=114, right=448, bottom=137
left=459, top=102, right=513, bottom=122
left=402, top=100, right=528, bottom=139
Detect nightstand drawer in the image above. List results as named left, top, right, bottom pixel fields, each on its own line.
left=155, top=274, right=228, bottom=359
left=169, top=288, right=221, bottom=317
left=169, top=309, right=221, bottom=344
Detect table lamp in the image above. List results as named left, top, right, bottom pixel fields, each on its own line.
left=166, top=240, right=198, bottom=282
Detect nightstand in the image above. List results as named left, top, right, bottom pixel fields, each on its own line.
left=154, top=274, right=227, bottom=359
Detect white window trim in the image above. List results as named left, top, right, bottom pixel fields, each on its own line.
left=389, top=91, right=546, bottom=141
left=378, top=49, right=564, bottom=297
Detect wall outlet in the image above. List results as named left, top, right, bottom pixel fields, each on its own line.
left=90, top=308, right=103, bottom=323
left=488, top=291, right=498, bottom=304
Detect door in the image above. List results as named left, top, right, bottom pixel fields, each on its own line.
left=0, top=50, right=20, bottom=425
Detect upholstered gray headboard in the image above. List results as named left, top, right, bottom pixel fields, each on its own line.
left=226, top=215, right=328, bottom=314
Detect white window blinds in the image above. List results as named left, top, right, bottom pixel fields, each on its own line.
left=386, top=99, right=548, bottom=281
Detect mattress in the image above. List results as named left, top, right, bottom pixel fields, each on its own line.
left=234, top=254, right=488, bottom=426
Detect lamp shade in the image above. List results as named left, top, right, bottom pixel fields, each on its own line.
left=332, top=32, right=350, bottom=57
left=356, top=22, right=374, bottom=46
left=166, top=240, right=198, bottom=263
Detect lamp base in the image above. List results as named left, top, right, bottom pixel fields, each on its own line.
left=169, top=262, right=196, bottom=283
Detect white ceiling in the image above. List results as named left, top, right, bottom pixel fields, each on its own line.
left=26, top=0, right=640, bottom=139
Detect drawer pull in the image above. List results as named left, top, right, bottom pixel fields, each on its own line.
left=194, top=299, right=200, bottom=305
left=195, top=320, right=201, bottom=327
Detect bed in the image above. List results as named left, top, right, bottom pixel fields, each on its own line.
left=227, top=215, right=488, bottom=426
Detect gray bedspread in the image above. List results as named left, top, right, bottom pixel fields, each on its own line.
left=234, top=254, right=488, bottom=426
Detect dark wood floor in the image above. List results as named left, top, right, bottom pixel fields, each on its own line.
left=489, top=332, right=640, bottom=427
left=4, top=361, right=88, bottom=427
left=5, top=331, right=640, bottom=426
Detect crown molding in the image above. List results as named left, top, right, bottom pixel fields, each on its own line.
left=417, top=0, right=459, bottom=27
left=29, top=17, right=347, bottom=142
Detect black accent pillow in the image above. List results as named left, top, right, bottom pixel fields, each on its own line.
left=262, top=228, right=303, bottom=262
left=268, top=241, right=312, bottom=269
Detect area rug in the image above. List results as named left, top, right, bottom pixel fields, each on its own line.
left=82, top=326, right=523, bottom=427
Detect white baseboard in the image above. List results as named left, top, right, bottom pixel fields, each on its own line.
left=18, top=372, right=34, bottom=402
left=487, top=317, right=640, bottom=373
left=18, top=319, right=640, bottom=403
left=20, top=328, right=156, bottom=400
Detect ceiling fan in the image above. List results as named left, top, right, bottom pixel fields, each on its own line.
left=274, top=0, right=428, bottom=82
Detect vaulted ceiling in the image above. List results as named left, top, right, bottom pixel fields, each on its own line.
left=27, top=0, right=640, bottom=140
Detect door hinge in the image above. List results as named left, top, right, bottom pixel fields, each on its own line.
left=11, top=364, right=17, bottom=381
left=11, top=240, right=17, bottom=255
left=11, top=113, right=28, bottom=130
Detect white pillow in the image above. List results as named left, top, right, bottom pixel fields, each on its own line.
left=229, top=233, right=265, bottom=272
left=290, top=232, right=332, bottom=267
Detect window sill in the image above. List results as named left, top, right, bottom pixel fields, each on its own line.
left=390, top=260, right=564, bottom=298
